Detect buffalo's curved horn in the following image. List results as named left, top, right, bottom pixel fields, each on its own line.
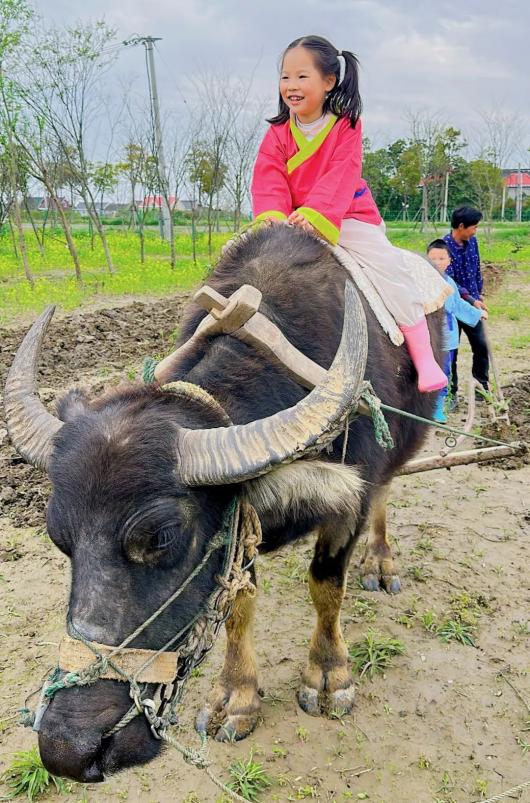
left=178, top=281, right=367, bottom=486
left=4, top=305, right=63, bottom=471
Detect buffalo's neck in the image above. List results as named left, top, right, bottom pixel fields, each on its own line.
left=181, top=335, right=306, bottom=426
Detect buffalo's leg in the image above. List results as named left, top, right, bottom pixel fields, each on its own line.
left=298, top=519, right=356, bottom=717
left=360, top=483, right=401, bottom=593
left=196, top=586, right=261, bottom=742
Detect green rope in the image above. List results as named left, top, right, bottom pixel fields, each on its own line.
left=360, top=385, right=394, bottom=450
left=379, top=402, right=516, bottom=448
left=142, top=356, right=158, bottom=383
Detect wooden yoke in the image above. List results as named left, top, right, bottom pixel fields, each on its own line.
left=154, top=284, right=369, bottom=416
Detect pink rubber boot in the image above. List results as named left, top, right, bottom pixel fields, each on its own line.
left=400, top=318, right=448, bottom=393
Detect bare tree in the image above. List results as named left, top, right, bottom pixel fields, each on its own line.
left=188, top=72, right=256, bottom=257
left=474, top=107, right=525, bottom=168
left=117, top=88, right=161, bottom=262
left=0, top=0, right=34, bottom=284
left=18, top=20, right=119, bottom=273
left=225, top=103, right=266, bottom=231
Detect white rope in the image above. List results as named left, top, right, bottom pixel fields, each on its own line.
left=472, top=778, right=530, bottom=803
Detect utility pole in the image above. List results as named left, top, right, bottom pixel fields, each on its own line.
left=441, top=171, right=449, bottom=223
left=124, top=35, right=171, bottom=241
left=516, top=165, right=523, bottom=223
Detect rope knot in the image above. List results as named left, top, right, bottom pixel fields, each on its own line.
left=360, top=382, right=394, bottom=450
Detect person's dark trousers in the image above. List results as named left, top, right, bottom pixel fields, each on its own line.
left=450, top=318, right=489, bottom=395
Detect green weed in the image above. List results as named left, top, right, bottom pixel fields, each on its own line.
left=1, top=747, right=67, bottom=801
left=351, top=597, right=377, bottom=622
left=437, top=618, right=476, bottom=647
left=348, top=629, right=406, bottom=678
left=420, top=610, right=438, bottom=633
left=227, top=751, right=272, bottom=801
left=406, top=565, right=432, bottom=583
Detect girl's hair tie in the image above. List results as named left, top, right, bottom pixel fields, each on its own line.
left=337, top=51, right=346, bottom=86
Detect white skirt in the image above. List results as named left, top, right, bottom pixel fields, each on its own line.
left=338, top=219, right=446, bottom=328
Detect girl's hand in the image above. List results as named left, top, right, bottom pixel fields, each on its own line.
left=288, top=211, right=315, bottom=234
left=474, top=299, right=488, bottom=311
left=262, top=215, right=286, bottom=226
left=481, top=310, right=489, bottom=320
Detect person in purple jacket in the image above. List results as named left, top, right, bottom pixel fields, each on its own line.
left=443, top=206, right=489, bottom=403
left=427, top=240, right=488, bottom=422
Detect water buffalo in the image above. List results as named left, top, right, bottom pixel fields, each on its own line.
left=4, top=224, right=443, bottom=782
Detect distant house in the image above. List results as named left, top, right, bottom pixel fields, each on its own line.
left=143, top=194, right=177, bottom=209
left=26, top=196, right=44, bottom=210
left=179, top=199, right=195, bottom=212
left=503, top=170, right=530, bottom=199
left=142, top=195, right=199, bottom=212
left=38, top=196, right=71, bottom=211
left=74, top=200, right=105, bottom=217
left=103, top=202, right=131, bottom=217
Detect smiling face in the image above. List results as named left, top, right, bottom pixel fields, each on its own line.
left=280, top=46, right=336, bottom=124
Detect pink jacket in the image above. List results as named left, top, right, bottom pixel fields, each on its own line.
left=251, top=115, right=382, bottom=244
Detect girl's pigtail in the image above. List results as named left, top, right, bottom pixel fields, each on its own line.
left=327, top=50, right=362, bottom=128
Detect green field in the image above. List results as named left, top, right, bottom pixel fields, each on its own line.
left=1, top=223, right=529, bottom=325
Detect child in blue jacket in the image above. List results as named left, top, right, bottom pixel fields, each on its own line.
left=427, top=240, right=488, bottom=423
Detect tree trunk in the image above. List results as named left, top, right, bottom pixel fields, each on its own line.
left=10, top=200, right=33, bottom=287
left=8, top=214, right=18, bottom=258
left=140, top=224, right=145, bottom=264
left=169, top=217, right=176, bottom=269
left=23, top=196, right=45, bottom=257
left=207, top=196, right=214, bottom=259
left=50, top=187, right=82, bottom=281
left=191, top=207, right=197, bottom=265
left=81, top=189, right=114, bottom=273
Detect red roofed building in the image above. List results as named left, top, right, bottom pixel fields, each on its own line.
left=503, top=171, right=530, bottom=199
left=143, top=194, right=177, bottom=209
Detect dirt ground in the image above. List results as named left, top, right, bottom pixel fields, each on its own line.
left=0, top=271, right=529, bottom=803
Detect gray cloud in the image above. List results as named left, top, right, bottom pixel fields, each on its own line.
left=34, top=0, right=530, bottom=161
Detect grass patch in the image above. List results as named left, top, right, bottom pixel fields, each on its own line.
left=508, top=333, right=530, bottom=349
left=0, top=229, right=228, bottom=323
left=351, top=597, right=378, bottom=622
left=0, top=747, right=67, bottom=801
left=226, top=751, right=272, bottom=801
left=348, top=629, right=406, bottom=678
left=436, top=618, right=476, bottom=647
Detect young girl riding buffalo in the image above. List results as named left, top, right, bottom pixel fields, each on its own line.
left=251, top=34, right=448, bottom=393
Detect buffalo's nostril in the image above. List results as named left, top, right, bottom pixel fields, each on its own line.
left=81, top=761, right=104, bottom=783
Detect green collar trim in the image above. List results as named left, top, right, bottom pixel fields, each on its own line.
left=288, top=114, right=337, bottom=174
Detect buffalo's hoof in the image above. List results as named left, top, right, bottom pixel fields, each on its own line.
left=360, top=570, right=401, bottom=594
left=195, top=706, right=213, bottom=737
left=297, top=685, right=320, bottom=716
left=330, top=685, right=356, bottom=715
left=297, top=683, right=355, bottom=717
left=214, top=714, right=258, bottom=742
left=196, top=700, right=259, bottom=743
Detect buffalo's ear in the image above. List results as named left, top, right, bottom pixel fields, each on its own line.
left=243, top=460, right=364, bottom=529
left=56, top=389, right=92, bottom=422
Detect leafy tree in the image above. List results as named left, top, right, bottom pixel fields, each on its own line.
left=468, top=157, right=503, bottom=221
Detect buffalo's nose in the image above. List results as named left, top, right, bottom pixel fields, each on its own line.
left=38, top=730, right=104, bottom=783
left=79, top=761, right=104, bottom=783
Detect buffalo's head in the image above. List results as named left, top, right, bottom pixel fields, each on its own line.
left=4, top=283, right=366, bottom=781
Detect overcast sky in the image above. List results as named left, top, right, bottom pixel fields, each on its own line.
left=34, top=0, right=530, bottom=164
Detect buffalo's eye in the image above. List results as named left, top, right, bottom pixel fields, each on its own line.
left=122, top=499, right=189, bottom=565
